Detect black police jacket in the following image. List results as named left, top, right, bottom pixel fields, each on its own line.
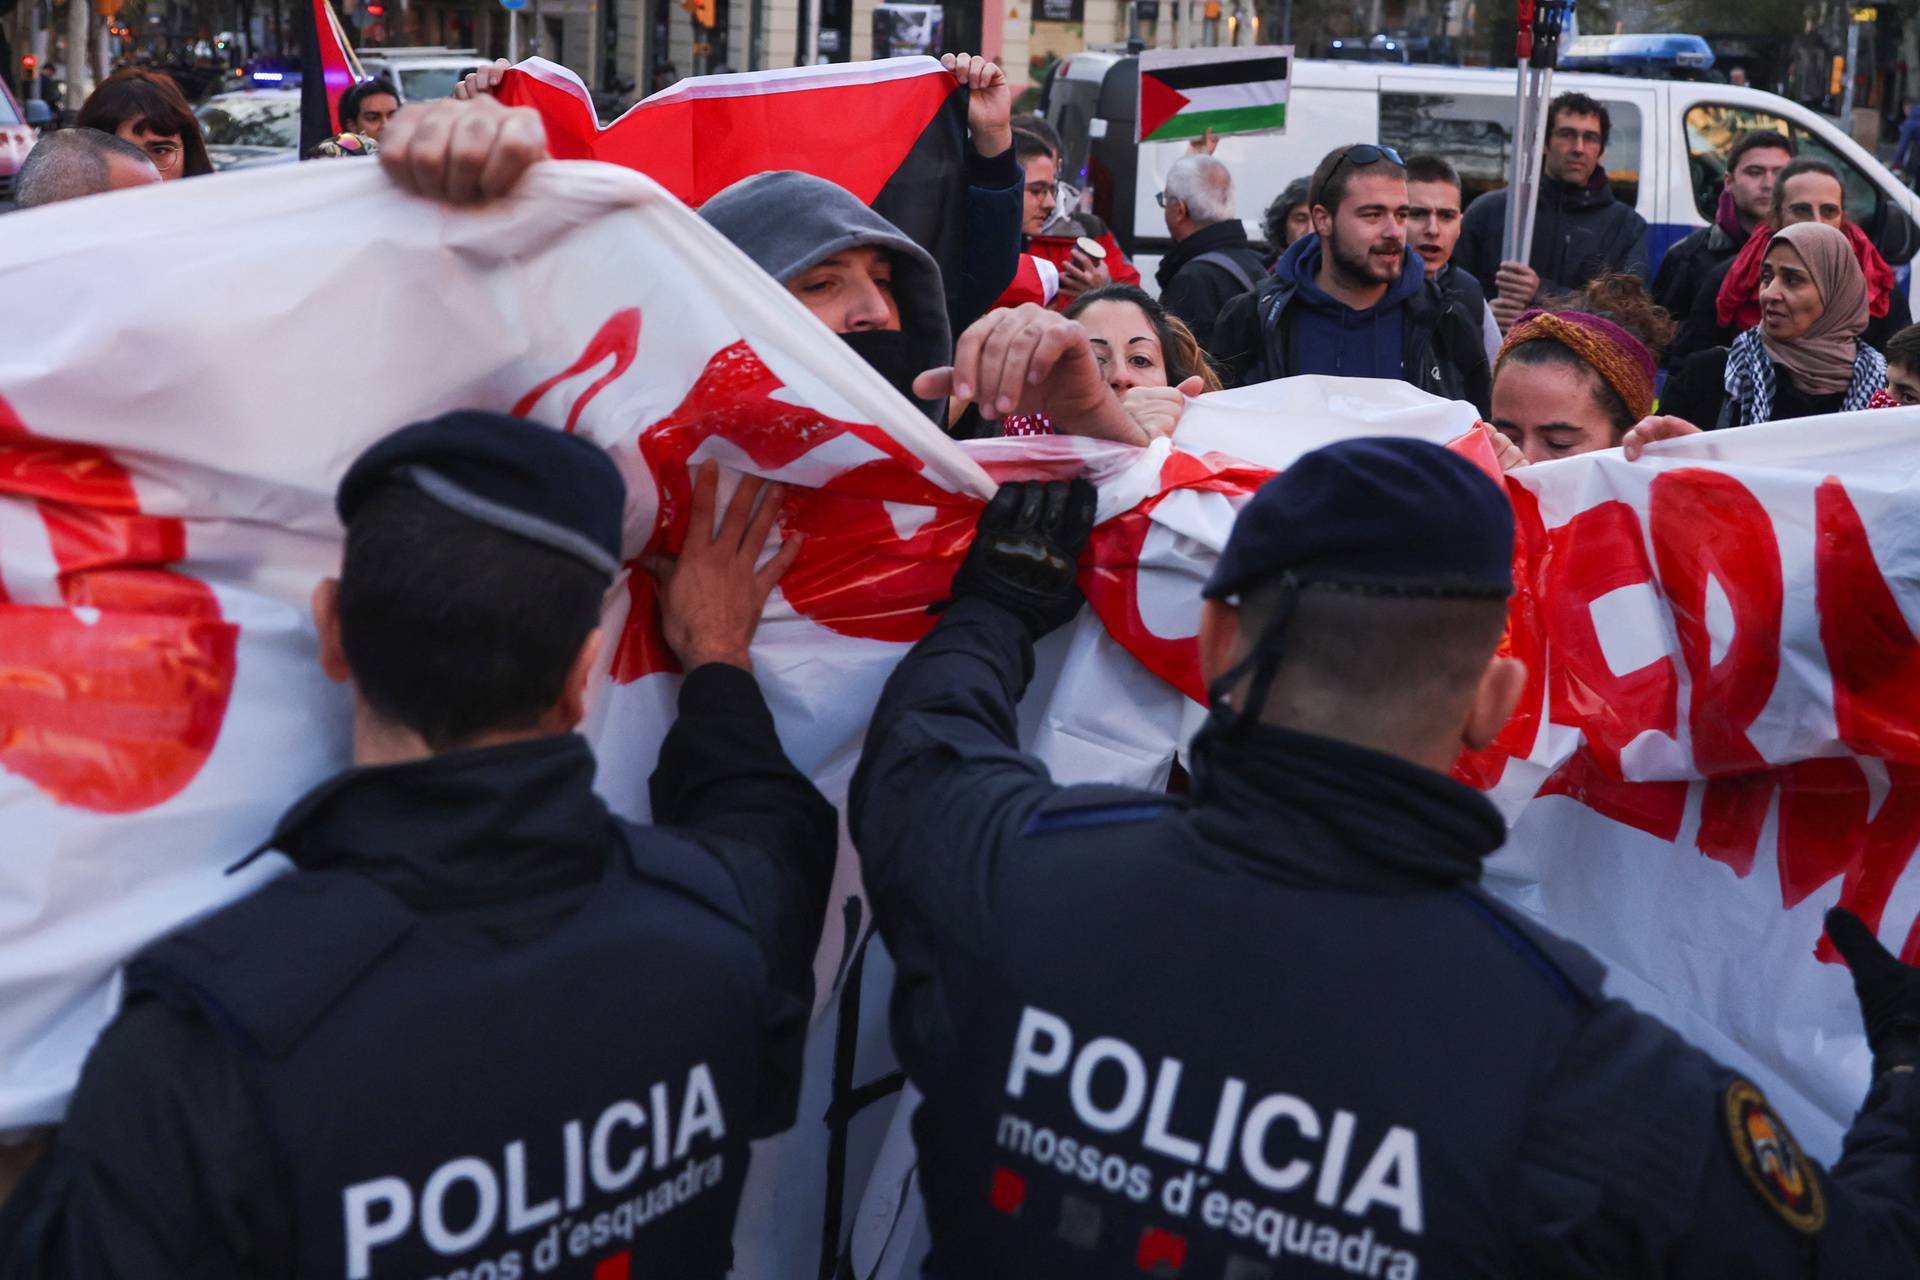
left=0, top=665, right=836, bottom=1279
left=1208, top=272, right=1493, bottom=416
left=848, top=595, right=1920, bottom=1278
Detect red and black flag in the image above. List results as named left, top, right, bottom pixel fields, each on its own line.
left=299, top=0, right=363, bottom=155
left=495, top=58, right=974, bottom=315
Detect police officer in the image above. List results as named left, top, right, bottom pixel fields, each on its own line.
left=0, top=414, right=837, bottom=1277
left=849, top=436, right=1920, bottom=1275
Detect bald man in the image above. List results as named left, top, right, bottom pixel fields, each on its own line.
left=15, top=128, right=160, bottom=208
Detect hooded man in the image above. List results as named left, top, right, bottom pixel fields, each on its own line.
left=1457, top=92, right=1649, bottom=326
left=701, top=169, right=955, bottom=422
left=1208, top=143, right=1491, bottom=414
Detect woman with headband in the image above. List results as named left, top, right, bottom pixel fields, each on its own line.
left=1491, top=282, right=1700, bottom=463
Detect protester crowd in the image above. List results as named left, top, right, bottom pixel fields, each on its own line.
left=5, top=50, right=1920, bottom=1280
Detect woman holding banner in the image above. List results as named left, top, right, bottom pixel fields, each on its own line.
left=1665, top=221, right=1889, bottom=431
left=1490, top=277, right=1698, bottom=463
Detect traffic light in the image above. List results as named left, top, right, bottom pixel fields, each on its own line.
left=680, top=0, right=715, bottom=28
left=366, top=4, right=384, bottom=14
left=20, top=53, right=35, bottom=80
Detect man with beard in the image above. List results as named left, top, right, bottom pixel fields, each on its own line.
left=1652, top=131, right=1793, bottom=335
left=1209, top=143, right=1491, bottom=414
left=1456, top=92, right=1649, bottom=328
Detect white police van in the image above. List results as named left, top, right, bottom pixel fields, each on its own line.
left=1042, top=52, right=1920, bottom=305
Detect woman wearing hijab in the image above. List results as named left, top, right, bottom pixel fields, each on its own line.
left=1664, top=221, right=1888, bottom=429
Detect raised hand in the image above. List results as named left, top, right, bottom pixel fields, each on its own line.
left=1121, top=375, right=1205, bottom=442
left=452, top=58, right=513, bottom=100
left=379, top=95, right=548, bottom=204
left=914, top=305, right=1146, bottom=445
left=642, top=461, right=803, bottom=672
left=942, top=53, right=1012, bottom=159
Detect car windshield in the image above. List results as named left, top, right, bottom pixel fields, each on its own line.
left=399, top=66, right=475, bottom=101
left=196, top=96, right=298, bottom=147
left=0, top=88, right=19, bottom=126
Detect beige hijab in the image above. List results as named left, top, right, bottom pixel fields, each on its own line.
left=1761, top=221, right=1868, bottom=394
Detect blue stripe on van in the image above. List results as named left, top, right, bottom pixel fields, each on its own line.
left=1648, top=221, right=1693, bottom=277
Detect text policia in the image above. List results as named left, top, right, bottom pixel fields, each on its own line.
left=342, top=1065, right=728, bottom=1279
left=996, top=1007, right=1423, bottom=1277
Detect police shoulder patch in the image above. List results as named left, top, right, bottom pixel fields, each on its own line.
left=1724, top=1077, right=1826, bottom=1234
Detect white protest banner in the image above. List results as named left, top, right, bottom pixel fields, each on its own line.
left=0, top=153, right=1911, bottom=1276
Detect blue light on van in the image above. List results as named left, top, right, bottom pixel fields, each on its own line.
left=1559, top=33, right=1714, bottom=72
left=251, top=70, right=285, bottom=82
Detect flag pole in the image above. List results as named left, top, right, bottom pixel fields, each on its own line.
left=1501, top=0, right=1573, bottom=271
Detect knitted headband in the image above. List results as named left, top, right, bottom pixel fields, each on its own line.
left=1496, top=309, right=1657, bottom=422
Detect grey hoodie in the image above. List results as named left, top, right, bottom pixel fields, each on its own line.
left=699, top=170, right=953, bottom=389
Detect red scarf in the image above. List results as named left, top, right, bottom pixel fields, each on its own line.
left=1717, top=220, right=1894, bottom=329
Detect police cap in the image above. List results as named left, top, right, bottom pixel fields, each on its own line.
left=1203, top=437, right=1513, bottom=602
left=337, top=410, right=626, bottom=579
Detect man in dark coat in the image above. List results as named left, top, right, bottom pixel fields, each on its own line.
left=1154, top=152, right=1268, bottom=352
left=1457, top=91, right=1649, bottom=327
left=1652, top=130, right=1793, bottom=346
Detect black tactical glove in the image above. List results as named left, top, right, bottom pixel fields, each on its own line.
left=1827, top=907, right=1920, bottom=1076
left=943, top=479, right=1097, bottom=639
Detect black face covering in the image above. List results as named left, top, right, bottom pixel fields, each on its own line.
left=839, top=329, right=940, bottom=420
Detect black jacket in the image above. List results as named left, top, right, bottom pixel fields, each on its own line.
left=1154, top=220, right=1268, bottom=354
left=1670, top=254, right=1914, bottom=367
left=1434, top=261, right=1493, bottom=347
left=850, top=594, right=1920, bottom=1279
left=1652, top=221, right=1746, bottom=341
left=0, top=665, right=837, bottom=1279
left=1208, top=267, right=1493, bottom=416
left=951, top=147, right=1025, bottom=337
left=1457, top=171, right=1649, bottom=300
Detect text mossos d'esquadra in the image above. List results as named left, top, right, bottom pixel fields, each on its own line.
left=997, top=1006, right=1424, bottom=1278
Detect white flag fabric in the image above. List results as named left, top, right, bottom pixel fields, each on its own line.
left=0, top=157, right=1913, bottom=1276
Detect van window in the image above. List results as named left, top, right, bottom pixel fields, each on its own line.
left=1683, top=104, right=1883, bottom=234
left=1379, top=91, right=1642, bottom=209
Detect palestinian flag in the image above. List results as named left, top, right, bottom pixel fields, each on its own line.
left=298, top=0, right=363, bottom=155
left=1137, top=46, right=1291, bottom=144
left=495, top=57, right=976, bottom=313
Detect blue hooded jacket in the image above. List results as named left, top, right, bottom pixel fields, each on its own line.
left=1272, top=231, right=1427, bottom=381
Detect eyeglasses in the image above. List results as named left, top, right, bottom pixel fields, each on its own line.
left=1315, top=143, right=1404, bottom=205
left=140, top=139, right=182, bottom=172
left=1155, top=190, right=1176, bottom=207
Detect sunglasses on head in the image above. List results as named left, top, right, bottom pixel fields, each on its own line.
left=1315, top=143, right=1405, bottom=204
